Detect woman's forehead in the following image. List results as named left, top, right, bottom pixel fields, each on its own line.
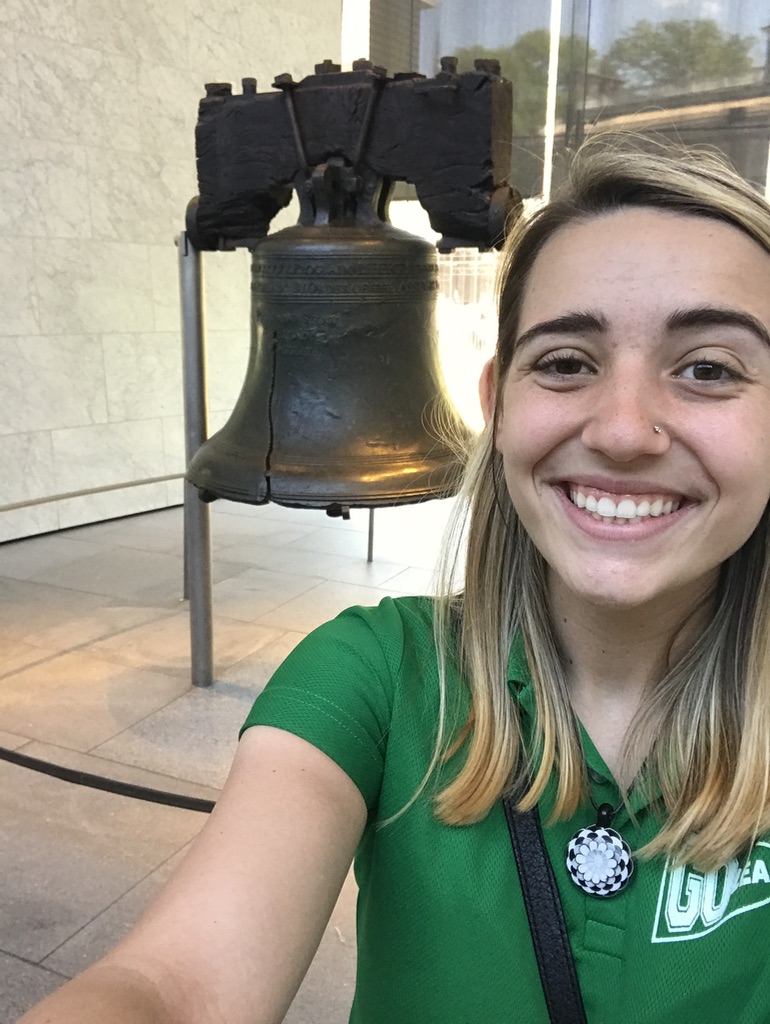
left=517, top=207, right=770, bottom=331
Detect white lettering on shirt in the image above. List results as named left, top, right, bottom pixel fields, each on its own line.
left=652, top=842, right=770, bottom=942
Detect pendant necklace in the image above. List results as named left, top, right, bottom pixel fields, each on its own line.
left=565, top=793, right=634, bottom=898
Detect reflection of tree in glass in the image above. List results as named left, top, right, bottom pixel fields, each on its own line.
left=601, top=19, right=755, bottom=93
left=455, top=30, right=597, bottom=135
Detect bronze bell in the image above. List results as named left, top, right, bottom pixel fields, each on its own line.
left=187, top=168, right=472, bottom=510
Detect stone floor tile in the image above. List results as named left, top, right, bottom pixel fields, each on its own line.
left=255, top=581, right=400, bottom=634
left=215, top=541, right=408, bottom=588
left=0, top=728, right=29, bottom=750
left=0, top=637, right=59, bottom=677
left=0, top=579, right=106, bottom=642
left=211, top=568, right=322, bottom=622
left=89, top=612, right=284, bottom=676
left=0, top=535, right=111, bottom=582
left=289, top=525, right=373, bottom=559
left=379, top=565, right=439, bottom=594
left=0, top=651, right=189, bottom=750
left=85, top=507, right=185, bottom=555
left=0, top=952, right=68, bottom=1022
left=0, top=760, right=204, bottom=963
left=21, top=603, right=175, bottom=653
left=41, top=846, right=191, bottom=977
left=218, top=630, right=307, bottom=687
left=25, top=547, right=188, bottom=600
left=91, top=682, right=264, bottom=789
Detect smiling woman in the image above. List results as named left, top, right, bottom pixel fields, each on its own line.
left=18, top=138, right=770, bottom=1024
left=487, top=208, right=770, bottom=613
left=447, top=140, right=770, bottom=864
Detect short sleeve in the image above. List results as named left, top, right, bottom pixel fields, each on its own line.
left=240, top=598, right=407, bottom=810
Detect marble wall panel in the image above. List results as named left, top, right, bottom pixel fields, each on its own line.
left=87, top=149, right=195, bottom=246
left=0, top=335, right=108, bottom=435
left=161, top=415, right=185, bottom=475
left=205, top=330, right=250, bottom=415
left=51, top=419, right=167, bottom=495
left=136, top=64, right=202, bottom=165
left=0, top=139, right=91, bottom=240
left=55, top=481, right=173, bottom=530
left=166, top=478, right=184, bottom=506
left=15, top=34, right=142, bottom=153
left=237, top=0, right=344, bottom=80
left=184, top=0, right=253, bottom=82
left=0, top=0, right=342, bottom=540
left=102, top=332, right=183, bottom=423
left=0, top=238, right=41, bottom=336
left=207, top=407, right=231, bottom=434
left=34, top=239, right=154, bottom=335
left=74, top=0, right=187, bottom=70
left=149, top=243, right=182, bottom=334
left=185, top=0, right=342, bottom=83
left=0, top=503, right=59, bottom=543
left=0, top=431, right=55, bottom=506
left=0, top=32, right=22, bottom=134
left=202, top=249, right=251, bottom=333
left=0, top=0, right=79, bottom=44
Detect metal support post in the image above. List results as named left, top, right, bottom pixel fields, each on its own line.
left=367, top=507, right=375, bottom=563
left=178, top=230, right=214, bottom=687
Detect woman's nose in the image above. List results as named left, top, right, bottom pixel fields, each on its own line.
left=580, top=379, right=670, bottom=462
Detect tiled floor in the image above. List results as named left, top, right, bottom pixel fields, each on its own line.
left=0, top=496, right=455, bottom=1022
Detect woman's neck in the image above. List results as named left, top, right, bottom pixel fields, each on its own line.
left=548, top=577, right=713, bottom=782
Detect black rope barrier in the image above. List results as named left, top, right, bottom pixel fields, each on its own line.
left=0, top=745, right=216, bottom=814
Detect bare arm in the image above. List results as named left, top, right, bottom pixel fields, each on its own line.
left=18, top=725, right=367, bottom=1024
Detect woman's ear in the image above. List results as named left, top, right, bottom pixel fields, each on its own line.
left=479, top=358, right=497, bottom=427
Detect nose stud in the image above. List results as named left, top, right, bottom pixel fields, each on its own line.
left=653, top=425, right=662, bottom=435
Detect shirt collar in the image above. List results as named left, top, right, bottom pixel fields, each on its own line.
left=506, top=632, right=659, bottom=817
left=507, top=632, right=536, bottom=717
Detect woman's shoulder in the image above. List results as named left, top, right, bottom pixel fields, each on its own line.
left=242, top=595, right=443, bottom=810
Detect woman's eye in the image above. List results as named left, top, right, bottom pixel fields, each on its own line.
left=679, top=361, right=739, bottom=383
left=535, top=355, right=591, bottom=377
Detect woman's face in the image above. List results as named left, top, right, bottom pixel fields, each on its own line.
left=484, top=207, right=770, bottom=615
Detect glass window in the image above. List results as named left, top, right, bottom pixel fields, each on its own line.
left=417, top=0, right=552, bottom=197
left=558, top=0, right=770, bottom=189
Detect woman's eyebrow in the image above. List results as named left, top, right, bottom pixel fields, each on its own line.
left=513, top=310, right=608, bottom=351
left=666, top=306, right=770, bottom=347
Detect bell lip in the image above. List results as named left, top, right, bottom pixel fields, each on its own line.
left=186, top=478, right=461, bottom=509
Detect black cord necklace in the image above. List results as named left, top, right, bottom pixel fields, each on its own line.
left=565, top=790, right=634, bottom=897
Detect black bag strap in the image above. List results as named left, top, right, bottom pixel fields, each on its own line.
left=502, top=794, right=588, bottom=1024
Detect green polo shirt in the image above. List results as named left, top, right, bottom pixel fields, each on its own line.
left=242, top=596, right=770, bottom=1022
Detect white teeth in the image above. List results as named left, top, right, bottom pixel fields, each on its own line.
left=596, top=497, right=616, bottom=517
left=568, top=488, right=682, bottom=524
left=615, top=498, right=637, bottom=519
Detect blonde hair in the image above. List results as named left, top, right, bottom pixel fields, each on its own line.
left=433, top=137, right=770, bottom=872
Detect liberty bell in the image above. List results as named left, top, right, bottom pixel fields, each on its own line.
left=186, top=58, right=518, bottom=512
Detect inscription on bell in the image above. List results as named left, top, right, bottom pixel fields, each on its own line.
left=257, top=278, right=439, bottom=299
left=256, top=258, right=438, bottom=279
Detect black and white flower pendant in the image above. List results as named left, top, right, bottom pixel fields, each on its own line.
left=566, top=803, right=634, bottom=898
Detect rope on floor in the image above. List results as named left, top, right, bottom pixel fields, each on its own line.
left=0, top=745, right=215, bottom=813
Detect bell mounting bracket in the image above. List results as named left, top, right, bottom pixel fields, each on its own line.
left=187, top=56, right=520, bottom=253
